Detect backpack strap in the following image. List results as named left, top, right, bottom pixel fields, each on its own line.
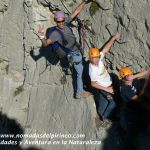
left=47, top=26, right=71, bottom=53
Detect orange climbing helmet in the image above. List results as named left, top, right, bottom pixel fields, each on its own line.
left=89, top=48, right=100, bottom=58
left=119, top=67, right=133, bottom=79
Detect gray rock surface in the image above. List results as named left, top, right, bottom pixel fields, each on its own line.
left=0, top=0, right=149, bottom=150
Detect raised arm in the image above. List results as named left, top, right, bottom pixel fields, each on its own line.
left=102, top=32, right=120, bottom=55
left=130, top=70, right=149, bottom=101
left=70, top=0, right=92, bottom=19
left=136, top=71, right=149, bottom=97
left=131, top=78, right=149, bottom=101
left=133, top=70, right=149, bottom=79
left=38, top=25, right=52, bottom=47
left=126, top=70, right=149, bottom=81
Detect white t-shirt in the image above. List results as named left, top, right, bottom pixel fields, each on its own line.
left=89, top=52, right=112, bottom=87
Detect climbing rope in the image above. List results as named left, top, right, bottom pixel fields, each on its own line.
left=80, top=20, right=87, bottom=50
left=77, top=19, right=92, bottom=49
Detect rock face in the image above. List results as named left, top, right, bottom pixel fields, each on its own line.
left=0, top=0, right=149, bottom=150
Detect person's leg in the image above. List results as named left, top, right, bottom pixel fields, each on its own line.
left=99, top=91, right=116, bottom=119
left=74, top=61, right=84, bottom=94
left=103, top=98, right=116, bottom=119
left=97, top=92, right=109, bottom=119
left=72, top=51, right=90, bottom=98
left=60, top=56, right=70, bottom=74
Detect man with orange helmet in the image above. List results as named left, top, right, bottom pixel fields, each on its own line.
left=119, top=67, right=148, bottom=103
left=119, top=67, right=149, bottom=149
left=89, top=32, right=120, bottom=120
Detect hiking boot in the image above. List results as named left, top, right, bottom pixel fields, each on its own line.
left=76, top=91, right=91, bottom=99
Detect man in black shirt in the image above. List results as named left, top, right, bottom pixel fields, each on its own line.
left=119, top=67, right=149, bottom=150
left=119, top=67, right=148, bottom=103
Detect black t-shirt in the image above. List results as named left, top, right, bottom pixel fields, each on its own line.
left=120, top=79, right=144, bottom=111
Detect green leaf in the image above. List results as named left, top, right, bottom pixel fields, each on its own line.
left=89, top=1, right=100, bottom=17
left=14, top=85, right=24, bottom=97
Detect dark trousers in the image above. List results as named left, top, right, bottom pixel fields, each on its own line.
left=97, top=90, right=116, bottom=119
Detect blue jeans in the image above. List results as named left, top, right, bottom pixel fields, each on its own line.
left=97, top=90, right=116, bottom=119
left=71, top=51, right=84, bottom=94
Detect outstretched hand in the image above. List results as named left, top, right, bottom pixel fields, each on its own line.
left=113, top=32, right=121, bottom=40
left=38, top=25, right=45, bottom=36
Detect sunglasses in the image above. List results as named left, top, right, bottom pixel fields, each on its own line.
left=56, top=20, right=65, bottom=23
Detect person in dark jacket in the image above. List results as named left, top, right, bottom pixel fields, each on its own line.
left=119, top=67, right=149, bottom=150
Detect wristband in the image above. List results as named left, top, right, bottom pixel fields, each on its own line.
left=39, top=35, right=45, bottom=39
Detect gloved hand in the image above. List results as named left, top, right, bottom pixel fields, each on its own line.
left=113, top=32, right=121, bottom=41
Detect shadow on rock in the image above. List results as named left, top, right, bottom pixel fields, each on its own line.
left=30, top=27, right=61, bottom=75
left=0, top=112, right=42, bottom=150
